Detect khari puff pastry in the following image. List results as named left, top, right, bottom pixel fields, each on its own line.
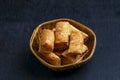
left=54, top=22, right=70, bottom=50
left=38, top=29, right=54, bottom=54
left=38, top=21, right=89, bottom=65
left=69, top=24, right=88, bottom=40
left=41, top=52, right=61, bottom=66
left=61, top=50, right=83, bottom=65
left=68, top=31, right=88, bottom=56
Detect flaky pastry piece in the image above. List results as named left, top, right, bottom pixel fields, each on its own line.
left=61, top=50, right=83, bottom=65
left=69, top=24, right=88, bottom=40
left=53, top=51, right=63, bottom=58
left=41, top=52, right=61, bottom=66
left=54, top=21, right=70, bottom=50
left=68, top=31, right=88, bottom=56
left=38, top=29, right=54, bottom=54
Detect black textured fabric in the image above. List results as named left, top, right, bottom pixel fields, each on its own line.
left=0, top=0, right=120, bottom=80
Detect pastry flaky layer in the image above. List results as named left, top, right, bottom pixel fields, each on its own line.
left=38, top=21, right=89, bottom=65
left=54, top=22, right=70, bottom=50
left=68, top=31, right=88, bottom=55
left=38, top=29, right=54, bottom=54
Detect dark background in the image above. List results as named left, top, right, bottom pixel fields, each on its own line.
left=0, top=0, right=120, bottom=80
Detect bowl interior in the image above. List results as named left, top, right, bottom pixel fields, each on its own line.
left=30, top=18, right=96, bottom=71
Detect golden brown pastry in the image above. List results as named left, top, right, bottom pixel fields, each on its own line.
left=38, top=29, right=54, bottom=54
left=75, top=50, right=88, bottom=63
left=37, top=21, right=89, bottom=66
left=54, top=22, right=70, bottom=50
left=61, top=50, right=83, bottom=65
left=68, top=31, right=88, bottom=56
left=61, top=50, right=75, bottom=65
left=43, top=52, right=61, bottom=66
left=69, top=24, right=88, bottom=40
left=54, top=51, right=63, bottom=58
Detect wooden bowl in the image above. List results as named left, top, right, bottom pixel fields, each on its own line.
left=30, top=18, right=96, bottom=71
